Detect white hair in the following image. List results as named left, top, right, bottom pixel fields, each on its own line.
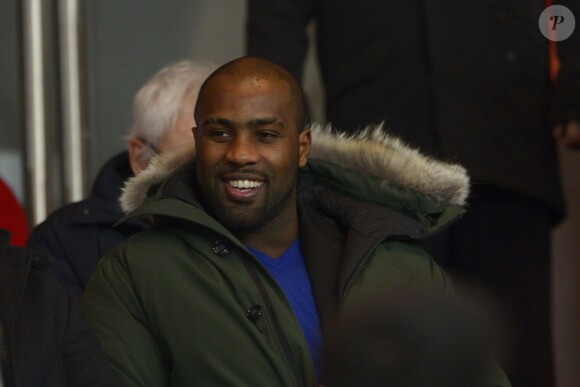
left=126, top=60, right=218, bottom=162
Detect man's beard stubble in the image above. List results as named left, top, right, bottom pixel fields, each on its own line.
left=203, top=172, right=297, bottom=233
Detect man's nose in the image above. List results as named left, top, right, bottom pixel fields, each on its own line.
left=225, top=135, right=260, bottom=165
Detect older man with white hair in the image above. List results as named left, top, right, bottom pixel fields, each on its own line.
left=27, top=60, right=217, bottom=303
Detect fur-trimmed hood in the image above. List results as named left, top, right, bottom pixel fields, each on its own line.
left=119, top=123, right=469, bottom=231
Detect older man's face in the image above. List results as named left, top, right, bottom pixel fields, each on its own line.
left=194, top=75, right=310, bottom=232
left=157, top=96, right=197, bottom=152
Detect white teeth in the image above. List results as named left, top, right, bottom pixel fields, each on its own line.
left=228, top=180, right=263, bottom=189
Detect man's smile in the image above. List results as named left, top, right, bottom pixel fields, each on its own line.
left=227, top=179, right=264, bottom=189
left=221, top=175, right=266, bottom=202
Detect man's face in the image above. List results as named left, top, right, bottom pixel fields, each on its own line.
left=158, top=96, right=197, bottom=152
left=129, top=96, right=197, bottom=175
left=194, top=76, right=310, bottom=232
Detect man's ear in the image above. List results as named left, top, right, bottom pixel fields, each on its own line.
left=298, top=127, right=311, bottom=168
left=128, top=138, right=149, bottom=174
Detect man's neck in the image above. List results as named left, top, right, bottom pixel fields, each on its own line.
left=236, top=212, right=299, bottom=259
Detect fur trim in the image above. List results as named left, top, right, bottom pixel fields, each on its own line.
left=120, top=123, right=469, bottom=213
left=120, top=143, right=195, bottom=213
left=308, top=123, right=469, bottom=206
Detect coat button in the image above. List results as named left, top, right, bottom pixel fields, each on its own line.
left=246, top=305, right=263, bottom=322
left=211, top=240, right=231, bottom=257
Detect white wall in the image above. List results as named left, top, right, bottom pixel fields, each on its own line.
left=0, top=0, right=24, bottom=203
left=85, top=0, right=246, bottom=178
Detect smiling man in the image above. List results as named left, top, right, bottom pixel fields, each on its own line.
left=82, top=57, right=510, bottom=386
left=194, top=59, right=310, bottom=257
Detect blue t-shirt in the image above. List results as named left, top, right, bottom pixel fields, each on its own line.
left=247, top=239, right=324, bottom=378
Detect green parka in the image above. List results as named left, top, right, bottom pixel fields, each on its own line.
left=82, top=125, right=510, bottom=386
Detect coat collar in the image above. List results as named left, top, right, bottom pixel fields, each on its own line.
left=119, top=123, right=470, bottom=218
left=66, top=152, right=135, bottom=226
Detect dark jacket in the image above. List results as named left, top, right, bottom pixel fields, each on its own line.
left=83, top=126, right=510, bottom=386
left=247, top=0, right=580, bottom=217
left=27, top=152, right=147, bottom=303
left=0, top=228, right=119, bottom=386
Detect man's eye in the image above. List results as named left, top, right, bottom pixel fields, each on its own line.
left=256, top=131, right=279, bottom=140
left=210, top=130, right=231, bottom=139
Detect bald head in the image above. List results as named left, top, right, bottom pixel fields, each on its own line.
left=195, top=57, right=307, bottom=130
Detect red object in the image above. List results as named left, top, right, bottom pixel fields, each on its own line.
left=545, top=0, right=561, bottom=82
left=0, top=177, right=30, bottom=246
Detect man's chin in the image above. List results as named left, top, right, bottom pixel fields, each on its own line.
left=214, top=208, right=268, bottom=232
left=220, top=218, right=267, bottom=233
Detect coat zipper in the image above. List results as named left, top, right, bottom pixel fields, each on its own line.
left=339, top=238, right=386, bottom=310
left=241, top=256, right=306, bottom=387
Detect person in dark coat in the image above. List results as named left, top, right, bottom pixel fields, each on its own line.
left=27, top=60, right=217, bottom=303
left=246, top=1, right=580, bottom=385
left=0, top=228, right=119, bottom=386
left=27, top=152, right=144, bottom=303
left=83, top=57, right=510, bottom=386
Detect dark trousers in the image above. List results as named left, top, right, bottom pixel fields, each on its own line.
left=423, top=184, right=555, bottom=387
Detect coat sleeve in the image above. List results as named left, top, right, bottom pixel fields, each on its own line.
left=82, top=251, right=169, bottom=387
left=246, top=0, right=314, bottom=81
left=342, top=241, right=511, bottom=387
left=58, top=279, right=122, bottom=386
left=27, top=213, right=85, bottom=303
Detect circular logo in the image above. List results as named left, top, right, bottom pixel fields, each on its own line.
left=539, top=5, right=575, bottom=41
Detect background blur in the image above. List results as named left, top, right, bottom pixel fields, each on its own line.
left=0, top=1, right=578, bottom=385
